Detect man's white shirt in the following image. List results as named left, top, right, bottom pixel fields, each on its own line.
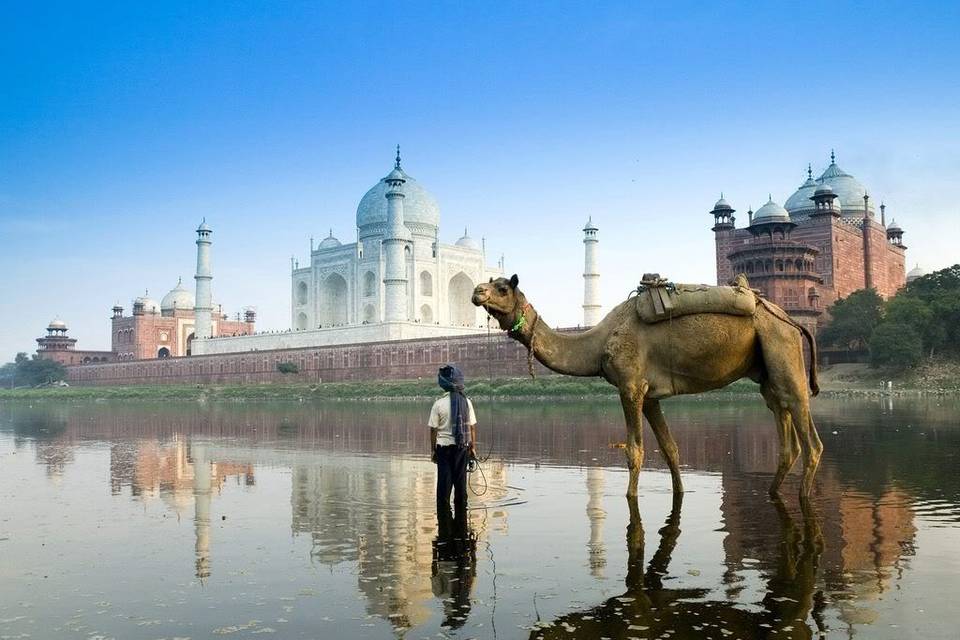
left=428, top=392, right=477, bottom=446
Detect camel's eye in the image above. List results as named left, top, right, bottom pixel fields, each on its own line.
left=497, top=286, right=508, bottom=294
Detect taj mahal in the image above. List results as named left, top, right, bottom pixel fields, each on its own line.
left=191, top=148, right=603, bottom=356
left=291, top=147, right=503, bottom=332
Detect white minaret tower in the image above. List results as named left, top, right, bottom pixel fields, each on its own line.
left=382, top=146, right=412, bottom=322
left=582, top=217, right=601, bottom=326
left=194, top=219, right=213, bottom=339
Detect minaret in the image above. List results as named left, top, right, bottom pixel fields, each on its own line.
left=194, top=219, right=213, bottom=339
left=582, top=217, right=601, bottom=326
left=710, top=195, right=736, bottom=286
left=382, top=146, right=412, bottom=322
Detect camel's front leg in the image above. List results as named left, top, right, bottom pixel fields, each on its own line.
left=643, top=399, right=684, bottom=494
left=618, top=381, right=647, bottom=498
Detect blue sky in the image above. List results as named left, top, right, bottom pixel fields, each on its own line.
left=2, top=1, right=958, bottom=360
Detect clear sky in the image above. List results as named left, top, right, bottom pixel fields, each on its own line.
left=2, top=1, right=958, bottom=360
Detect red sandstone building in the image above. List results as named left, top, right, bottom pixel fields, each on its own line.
left=109, top=282, right=255, bottom=360
left=35, top=319, right=114, bottom=365
left=712, top=153, right=906, bottom=333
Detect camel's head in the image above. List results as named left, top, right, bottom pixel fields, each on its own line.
left=472, top=274, right=528, bottom=331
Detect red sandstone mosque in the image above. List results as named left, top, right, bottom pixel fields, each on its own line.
left=711, top=151, right=909, bottom=333
left=36, top=221, right=255, bottom=366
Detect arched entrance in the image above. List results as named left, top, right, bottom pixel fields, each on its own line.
left=186, top=333, right=195, bottom=356
left=420, top=271, right=433, bottom=296
left=158, top=347, right=171, bottom=359
left=296, top=281, right=308, bottom=305
left=448, top=272, right=475, bottom=326
left=320, top=273, right=348, bottom=327
left=296, top=312, right=308, bottom=330
left=363, top=304, right=377, bottom=324
left=363, top=271, right=377, bottom=297
left=420, top=304, right=433, bottom=324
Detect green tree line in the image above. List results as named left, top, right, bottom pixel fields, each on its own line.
left=820, top=264, right=960, bottom=368
left=0, top=353, right=68, bottom=388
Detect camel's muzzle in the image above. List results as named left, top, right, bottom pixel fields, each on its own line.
left=471, top=287, right=488, bottom=306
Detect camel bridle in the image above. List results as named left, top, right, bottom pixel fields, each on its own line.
left=507, top=300, right=539, bottom=379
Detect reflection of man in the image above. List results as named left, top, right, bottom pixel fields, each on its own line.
left=432, top=510, right=477, bottom=629
left=428, top=365, right=477, bottom=514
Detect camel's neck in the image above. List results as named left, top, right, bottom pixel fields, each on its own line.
left=510, top=304, right=613, bottom=377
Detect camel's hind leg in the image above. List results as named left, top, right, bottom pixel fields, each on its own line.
left=757, top=311, right=823, bottom=499
left=761, top=382, right=801, bottom=497
left=790, top=399, right=822, bottom=499
left=643, top=399, right=683, bottom=494
left=618, top=380, right=647, bottom=498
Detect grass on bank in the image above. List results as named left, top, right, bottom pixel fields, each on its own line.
left=0, top=376, right=764, bottom=401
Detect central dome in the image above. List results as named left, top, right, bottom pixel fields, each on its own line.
left=785, top=155, right=873, bottom=217
left=161, top=279, right=195, bottom=312
left=356, top=166, right=440, bottom=231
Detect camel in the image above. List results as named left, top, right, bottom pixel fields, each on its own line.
left=471, top=274, right=823, bottom=499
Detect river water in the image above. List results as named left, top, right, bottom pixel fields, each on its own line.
left=1, top=397, right=958, bottom=639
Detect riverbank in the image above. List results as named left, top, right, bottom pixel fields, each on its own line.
left=1, top=360, right=958, bottom=401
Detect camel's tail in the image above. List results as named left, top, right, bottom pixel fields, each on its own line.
left=757, top=297, right=820, bottom=397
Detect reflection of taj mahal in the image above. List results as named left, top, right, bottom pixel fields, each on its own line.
left=292, top=148, right=503, bottom=332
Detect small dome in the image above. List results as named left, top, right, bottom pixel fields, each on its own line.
left=356, top=165, right=440, bottom=231
left=583, top=216, right=598, bottom=231
left=455, top=228, right=481, bottom=251
left=48, top=318, right=67, bottom=330
left=752, top=197, right=791, bottom=224
left=887, top=219, right=903, bottom=232
left=318, top=231, right=342, bottom=250
left=134, top=295, right=161, bottom=314
left=712, top=196, right=733, bottom=211
left=813, top=185, right=835, bottom=196
left=907, top=264, right=926, bottom=281
left=197, top=219, right=211, bottom=232
left=161, top=279, right=195, bottom=311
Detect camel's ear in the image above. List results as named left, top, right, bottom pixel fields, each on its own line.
left=488, top=277, right=493, bottom=283
left=509, top=274, right=519, bottom=288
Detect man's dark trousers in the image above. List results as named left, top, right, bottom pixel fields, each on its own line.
left=436, top=444, right=469, bottom=513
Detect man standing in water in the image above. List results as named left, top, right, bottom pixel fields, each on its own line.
left=429, top=364, right=477, bottom=514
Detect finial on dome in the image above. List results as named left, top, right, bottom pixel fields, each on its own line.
left=768, top=193, right=773, bottom=202
left=177, top=277, right=182, bottom=285
left=395, top=144, right=401, bottom=169
left=830, top=149, right=836, bottom=164
left=720, top=191, right=724, bottom=199
left=464, top=226, right=468, bottom=236
left=329, top=228, right=333, bottom=237
left=807, top=163, right=812, bottom=179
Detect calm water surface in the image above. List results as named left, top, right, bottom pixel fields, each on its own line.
left=1, top=397, right=958, bottom=639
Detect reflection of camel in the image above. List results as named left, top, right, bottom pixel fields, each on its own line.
left=530, top=496, right=825, bottom=639
left=473, top=275, right=822, bottom=499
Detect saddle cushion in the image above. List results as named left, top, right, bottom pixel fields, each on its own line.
left=635, top=283, right=756, bottom=324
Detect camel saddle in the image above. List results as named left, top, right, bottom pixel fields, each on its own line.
left=634, top=273, right=756, bottom=324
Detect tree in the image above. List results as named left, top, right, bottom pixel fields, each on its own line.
left=276, top=362, right=299, bottom=374
left=1, top=354, right=68, bottom=387
left=819, top=288, right=884, bottom=350
left=869, top=322, right=923, bottom=368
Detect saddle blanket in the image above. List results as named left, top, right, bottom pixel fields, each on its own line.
left=635, top=282, right=756, bottom=324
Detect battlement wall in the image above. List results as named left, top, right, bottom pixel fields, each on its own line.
left=65, top=330, right=575, bottom=386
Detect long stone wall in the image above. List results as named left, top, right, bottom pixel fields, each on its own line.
left=66, top=330, right=567, bottom=386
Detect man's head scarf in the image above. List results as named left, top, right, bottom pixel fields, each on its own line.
left=438, top=365, right=470, bottom=448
